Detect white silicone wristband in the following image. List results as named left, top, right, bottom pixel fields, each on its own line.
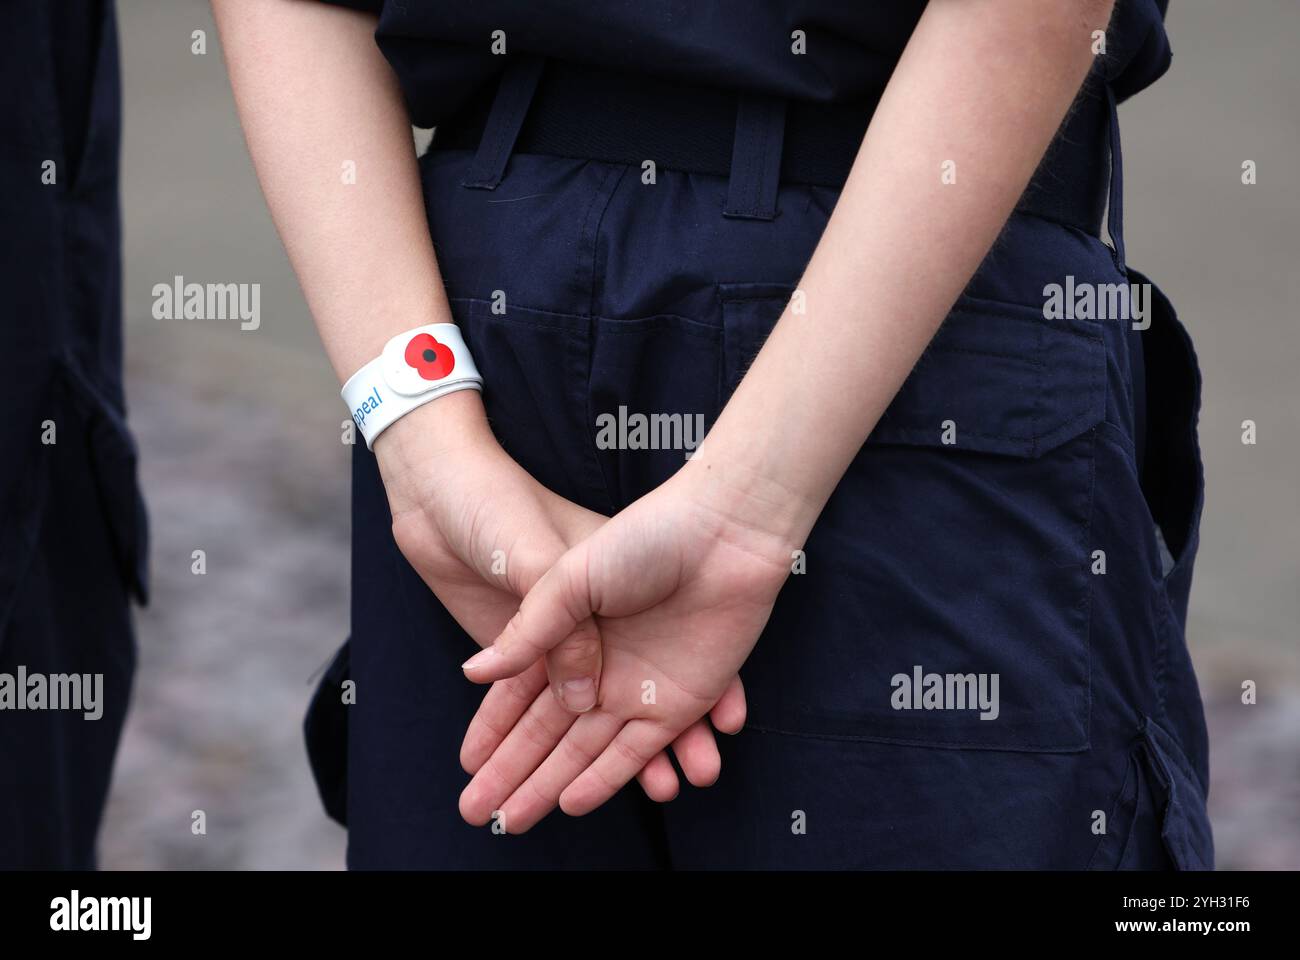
left=341, top=323, right=483, bottom=449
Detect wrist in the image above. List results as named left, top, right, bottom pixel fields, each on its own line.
left=682, top=305, right=880, bottom=548
left=373, top=390, right=499, bottom=514
left=342, top=320, right=483, bottom=450
left=678, top=445, right=825, bottom=552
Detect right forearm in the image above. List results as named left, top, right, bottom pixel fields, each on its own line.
left=213, top=0, right=449, bottom=383
left=213, top=0, right=494, bottom=460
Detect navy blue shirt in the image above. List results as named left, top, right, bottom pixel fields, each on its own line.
left=324, top=0, right=1171, bottom=127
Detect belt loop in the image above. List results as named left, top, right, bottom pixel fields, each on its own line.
left=723, top=94, right=786, bottom=220
left=1104, top=83, right=1126, bottom=272
left=461, top=56, right=544, bottom=190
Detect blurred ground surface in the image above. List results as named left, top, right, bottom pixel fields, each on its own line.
left=102, top=327, right=349, bottom=869
left=98, top=0, right=1298, bottom=869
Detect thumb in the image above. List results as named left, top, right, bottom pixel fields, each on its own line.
left=545, top=617, right=602, bottom=713
left=461, top=543, right=594, bottom=683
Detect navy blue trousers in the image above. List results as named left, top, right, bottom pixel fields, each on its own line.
left=0, top=0, right=146, bottom=869
left=308, top=142, right=1214, bottom=869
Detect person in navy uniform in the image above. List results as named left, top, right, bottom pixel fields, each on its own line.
left=0, top=0, right=147, bottom=869
left=217, top=0, right=1213, bottom=869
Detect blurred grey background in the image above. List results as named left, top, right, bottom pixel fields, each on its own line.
left=100, top=0, right=1299, bottom=869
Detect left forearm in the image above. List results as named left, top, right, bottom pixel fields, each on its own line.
left=690, top=0, right=1113, bottom=543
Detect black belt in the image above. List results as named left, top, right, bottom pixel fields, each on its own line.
left=435, top=59, right=1113, bottom=238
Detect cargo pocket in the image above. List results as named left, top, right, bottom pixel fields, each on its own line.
left=1129, top=267, right=1213, bottom=824
left=1088, top=716, right=1214, bottom=869
left=305, top=639, right=351, bottom=827
left=721, top=283, right=1107, bottom=751
left=62, top=361, right=149, bottom=604
left=449, top=296, right=611, bottom=515
left=1138, top=715, right=1215, bottom=869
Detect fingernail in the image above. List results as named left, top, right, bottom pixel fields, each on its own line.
left=462, top=647, right=498, bottom=672
left=558, top=678, right=596, bottom=712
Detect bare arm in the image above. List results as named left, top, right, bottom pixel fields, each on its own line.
left=211, top=0, right=488, bottom=448
left=213, top=0, right=735, bottom=781
left=698, top=0, right=1117, bottom=542
left=214, top=0, right=743, bottom=789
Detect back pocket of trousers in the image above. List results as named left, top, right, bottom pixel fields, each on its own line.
left=721, top=285, right=1106, bottom=752
left=451, top=297, right=610, bottom=515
